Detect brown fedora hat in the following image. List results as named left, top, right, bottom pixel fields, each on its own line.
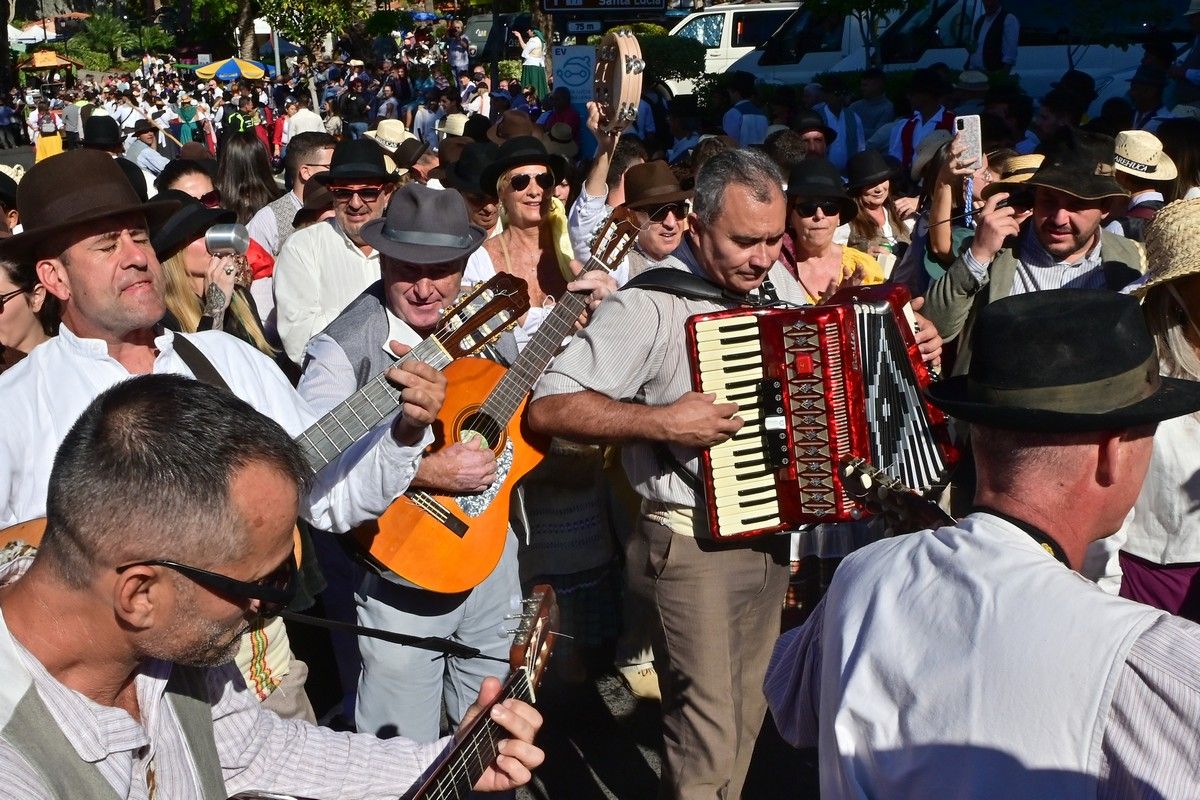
left=487, top=109, right=542, bottom=145
left=623, top=160, right=692, bottom=211
left=0, top=149, right=179, bottom=262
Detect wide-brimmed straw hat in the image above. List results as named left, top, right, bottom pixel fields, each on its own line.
left=544, top=122, right=579, bottom=158
left=623, top=160, right=692, bottom=211
left=1129, top=198, right=1200, bottom=297
left=437, top=112, right=469, bottom=138
left=1113, top=129, right=1177, bottom=181
left=365, top=119, right=414, bottom=152
left=981, top=153, right=1046, bottom=200
left=0, top=149, right=178, bottom=262
left=926, top=288, right=1200, bottom=431
left=1023, top=128, right=1128, bottom=201
left=479, top=136, right=564, bottom=196
left=785, top=159, right=857, bottom=221
left=360, top=182, right=485, bottom=265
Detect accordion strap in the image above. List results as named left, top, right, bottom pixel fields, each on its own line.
left=621, top=268, right=774, bottom=307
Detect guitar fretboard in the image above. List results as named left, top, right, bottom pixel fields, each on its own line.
left=407, top=669, right=532, bottom=800
left=298, top=336, right=452, bottom=474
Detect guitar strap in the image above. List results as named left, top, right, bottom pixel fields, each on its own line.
left=172, top=333, right=232, bottom=393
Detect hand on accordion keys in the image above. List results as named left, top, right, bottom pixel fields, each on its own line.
left=659, top=391, right=745, bottom=448
left=909, top=297, right=943, bottom=372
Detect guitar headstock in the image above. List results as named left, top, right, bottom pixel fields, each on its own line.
left=587, top=206, right=640, bottom=273
left=593, top=30, right=644, bottom=135
left=841, top=457, right=956, bottom=536
left=509, top=584, right=558, bottom=703
left=436, top=274, right=531, bottom=358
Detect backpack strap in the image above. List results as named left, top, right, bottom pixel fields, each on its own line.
left=620, top=268, right=772, bottom=307
left=171, top=334, right=232, bottom=393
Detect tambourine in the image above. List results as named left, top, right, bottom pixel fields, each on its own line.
left=593, top=30, right=645, bottom=135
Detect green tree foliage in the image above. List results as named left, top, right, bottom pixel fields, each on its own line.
left=261, top=0, right=370, bottom=54
left=137, top=25, right=176, bottom=53
left=638, top=33, right=704, bottom=87
left=75, top=12, right=136, bottom=66
left=190, top=0, right=241, bottom=54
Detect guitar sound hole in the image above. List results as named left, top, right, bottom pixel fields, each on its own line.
left=460, top=412, right=503, bottom=450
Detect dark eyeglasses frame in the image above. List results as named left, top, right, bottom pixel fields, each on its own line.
left=507, top=172, right=554, bottom=192
left=330, top=186, right=386, bottom=202
left=644, top=202, right=689, bottom=223
left=794, top=200, right=843, bottom=219
left=0, top=287, right=25, bottom=311
left=115, top=554, right=297, bottom=617
left=198, top=189, right=222, bottom=209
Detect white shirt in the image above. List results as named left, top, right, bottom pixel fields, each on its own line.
left=247, top=190, right=302, bottom=257
left=1122, top=413, right=1200, bottom=563
left=0, top=326, right=431, bottom=533
left=966, top=7, right=1019, bottom=70
left=286, top=106, right=326, bottom=137
left=888, top=106, right=952, bottom=167
left=274, top=219, right=381, bottom=365
left=817, top=104, right=865, bottom=172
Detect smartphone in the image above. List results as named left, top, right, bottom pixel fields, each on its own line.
left=954, top=114, right=983, bottom=170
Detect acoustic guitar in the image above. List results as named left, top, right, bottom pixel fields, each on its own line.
left=353, top=211, right=641, bottom=592
left=400, top=584, right=557, bottom=800
left=0, top=274, right=531, bottom=552
left=593, top=29, right=644, bottom=134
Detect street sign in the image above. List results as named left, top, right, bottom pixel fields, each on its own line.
left=566, top=20, right=603, bottom=33
left=542, top=0, right=665, bottom=12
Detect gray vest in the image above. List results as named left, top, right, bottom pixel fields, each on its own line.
left=123, top=138, right=149, bottom=167
left=317, top=280, right=393, bottom=389
left=267, top=193, right=298, bottom=255
left=1, top=664, right=224, bottom=799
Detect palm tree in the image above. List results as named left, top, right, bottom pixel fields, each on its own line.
left=78, top=13, right=137, bottom=66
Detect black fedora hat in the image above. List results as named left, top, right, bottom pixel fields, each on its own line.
left=82, top=115, right=122, bottom=149
left=479, top=136, right=563, bottom=196
left=845, top=149, right=896, bottom=192
left=150, top=189, right=236, bottom=260
left=0, top=149, right=178, bottom=262
left=314, top=138, right=397, bottom=185
left=442, top=140, right=501, bottom=195
left=360, top=182, right=485, bottom=265
left=926, top=289, right=1200, bottom=432
left=794, top=112, right=838, bottom=146
left=785, top=158, right=857, bottom=221
left=1025, top=127, right=1127, bottom=201
left=130, top=118, right=158, bottom=137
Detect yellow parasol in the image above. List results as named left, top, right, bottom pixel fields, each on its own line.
left=194, top=57, right=266, bottom=81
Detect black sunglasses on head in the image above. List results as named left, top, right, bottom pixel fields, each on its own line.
left=794, top=200, right=842, bottom=218
left=508, top=172, right=554, bottom=192
left=116, top=553, right=297, bottom=618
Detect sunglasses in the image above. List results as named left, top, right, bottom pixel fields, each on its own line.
left=330, top=186, right=386, bottom=202
left=794, top=200, right=843, bottom=218
left=508, top=172, right=554, bottom=192
left=116, top=553, right=297, bottom=618
left=644, top=202, right=688, bottom=223
left=198, top=189, right=222, bottom=209
left=0, top=287, right=25, bottom=311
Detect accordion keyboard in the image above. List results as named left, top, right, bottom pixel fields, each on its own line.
left=692, top=316, right=783, bottom=537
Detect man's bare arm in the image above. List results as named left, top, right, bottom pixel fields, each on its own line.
left=527, top=390, right=743, bottom=448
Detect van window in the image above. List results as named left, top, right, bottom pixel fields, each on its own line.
left=1003, top=0, right=1189, bottom=46
left=878, top=0, right=964, bottom=63
left=731, top=9, right=793, bottom=48
left=759, top=9, right=845, bottom=65
left=676, top=13, right=725, bottom=49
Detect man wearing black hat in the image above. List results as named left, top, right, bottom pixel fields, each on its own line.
left=441, top=139, right=503, bottom=235
left=124, top=118, right=169, bottom=176
left=82, top=114, right=151, bottom=202
left=274, top=138, right=399, bottom=364
left=766, top=288, right=1200, bottom=798
left=923, top=128, right=1143, bottom=376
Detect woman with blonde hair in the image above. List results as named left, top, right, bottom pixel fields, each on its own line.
left=151, top=189, right=274, bottom=357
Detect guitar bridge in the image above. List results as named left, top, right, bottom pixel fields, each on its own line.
left=405, top=492, right=469, bottom=538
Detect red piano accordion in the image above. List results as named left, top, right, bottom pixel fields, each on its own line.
left=686, top=284, right=958, bottom=541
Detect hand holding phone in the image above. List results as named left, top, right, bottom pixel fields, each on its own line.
left=954, top=114, right=983, bottom=170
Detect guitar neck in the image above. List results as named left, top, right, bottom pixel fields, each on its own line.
left=477, top=289, right=589, bottom=427
left=406, top=669, right=532, bottom=800
left=297, top=335, right=452, bottom=474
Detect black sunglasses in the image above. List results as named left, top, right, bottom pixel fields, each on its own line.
left=116, top=554, right=297, bottom=618
left=198, top=189, right=222, bottom=209
left=645, top=202, right=688, bottom=223
left=330, top=186, right=386, bottom=202
left=508, top=172, right=554, bottom=192
left=794, top=200, right=842, bottom=218
left=0, top=287, right=25, bottom=311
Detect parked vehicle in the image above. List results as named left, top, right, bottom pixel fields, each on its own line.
left=666, top=1, right=799, bottom=94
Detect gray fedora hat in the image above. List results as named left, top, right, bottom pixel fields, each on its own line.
left=360, top=183, right=485, bottom=265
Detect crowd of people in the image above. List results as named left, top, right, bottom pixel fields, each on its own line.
left=6, top=2, right=1200, bottom=797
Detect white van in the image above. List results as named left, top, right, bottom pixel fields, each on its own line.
left=731, top=0, right=1189, bottom=108
left=666, top=1, right=799, bottom=94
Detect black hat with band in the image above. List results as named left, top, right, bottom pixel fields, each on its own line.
left=360, top=182, right=485, bottom=264
left=926, top=289, right=1200, bottom=432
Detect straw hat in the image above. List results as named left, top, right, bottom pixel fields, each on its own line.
left=544, top=122, right=578, bottom=158
left=1130, top=198, right=1200, bottom=297
left=981, top=153, right=1045, bottom=199
left=437, top=112, right=469, bottom=138
left=1113, top=129, right=1177, bottom=181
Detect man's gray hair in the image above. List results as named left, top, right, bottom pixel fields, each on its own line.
left=691, top=148, right=784, bottom=226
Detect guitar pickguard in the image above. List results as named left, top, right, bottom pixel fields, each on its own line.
left=454, top=439, right=514, bottom=518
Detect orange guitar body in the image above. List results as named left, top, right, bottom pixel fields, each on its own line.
left=352, top=356, right=551, bottom=594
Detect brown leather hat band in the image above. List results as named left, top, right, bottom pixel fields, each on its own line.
left=967, top=355, right=1160, bottom=413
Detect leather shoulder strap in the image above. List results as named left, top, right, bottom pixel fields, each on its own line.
left=172, top=334, right=232, bottom=393
left=620, top=268, right=767, bottom=307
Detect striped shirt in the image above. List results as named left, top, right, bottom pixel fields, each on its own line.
left=962, top=227, right=1109, bottom=296
left=532, top=240, right=806, bottom=512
